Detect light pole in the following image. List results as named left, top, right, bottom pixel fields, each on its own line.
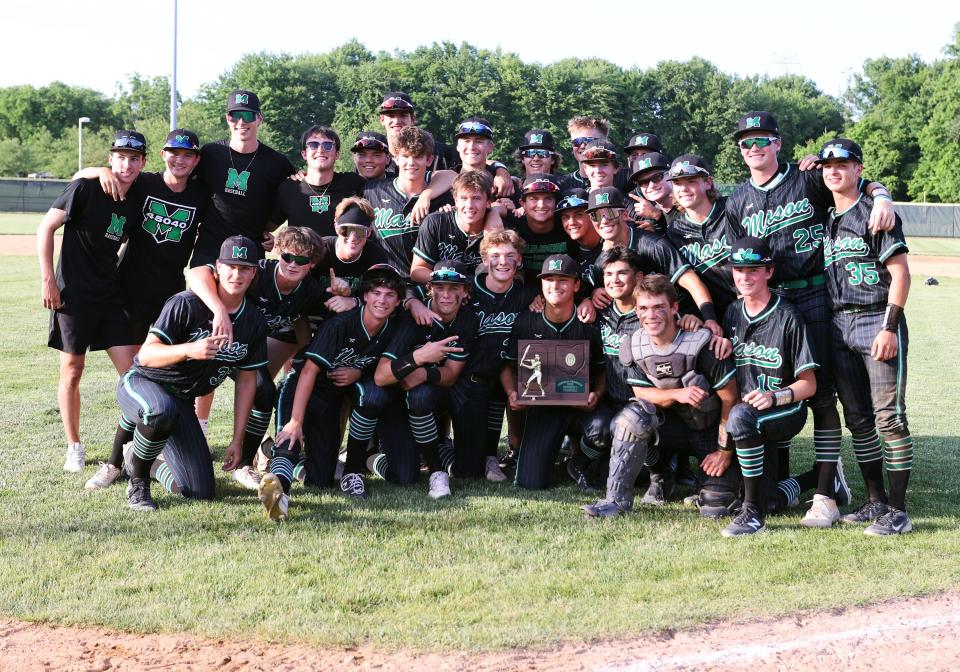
left=170, top=0, right=178, bottom=130
left=78, top=116, right=90, bottom=172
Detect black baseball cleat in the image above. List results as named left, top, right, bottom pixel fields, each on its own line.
left=499, top=447, right=519, bottom=472
left=840, top=499, right=888, bottom=524
left=566, top=458, right=599, bottom=492
left=833, top=457, right=852, bottom=508
left=583, top=499, right=629, bottom=518
left=640, top=473, right=674, bottom=506
left=126, top=477, right=158, bottom=512
left=339, top=472, right=367, bottom=498
left=864, top=506, right=913, bottom=536
left=721, top=504, right=766, bottom=537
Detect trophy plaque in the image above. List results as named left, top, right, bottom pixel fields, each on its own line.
left=516, top=339, right=590, bottom=406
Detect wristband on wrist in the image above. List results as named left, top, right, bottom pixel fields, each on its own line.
left=425, top=367, right=441, bottom=385
left=773, top=388, right=794, bottom=407
left=873, top=194, right=892, bottom=202
left=491, top=161, right=507, bottom=172
left=390, top=353, right=418, bottom=381
left=882, top=304, right=903, bottom=332
left=698, top=301, right=717, bottom=323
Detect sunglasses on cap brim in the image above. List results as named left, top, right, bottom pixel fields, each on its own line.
left=381, top=97, right=414, bottom=111
left=522, top=180, right=560, bottom=194
left=457, top=122, right=493, bottom=137
left=429, top=269, right=468, bottom=284
left=669, top=164, right=710, bottom=178
left=352, top=138, right=388, bottom=152
left=112, top=136, right=146, bottom=151
left=817, top=147, right=862, bottom=163
left=558, top=196, right=589, bottom=210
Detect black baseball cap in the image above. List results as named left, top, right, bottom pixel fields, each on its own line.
left=363, top=263, right=403, bottom=282
left=521, top=173, right=561, bottom=196
left=218, top=235, right=260, bottom=267
left=538, top=254, right=579, bottom=279
left=587, top=186, right=625, bottom=212
left=110, top=130, right=147, bottom=155
left=519, top=129, right=555, bottom=151
left=735, top=111, right=779, bottom=140
left=555, top=188, right=590, bottom=214
left=227, top=89, right=260, bottom=113
left=669, top=154, right=712, bottom=179
left=729, top=236, right=774, bottom=267
left=163, top=129, right=200, bottom=153
left=629, top=152, right=671, bottom=183
left=380, top=91, right=415, bottom=113
left=581, top=140, right=619, bottom=164
left=351, top=131, right=389, bottom=153
left=430, top=260, right=470, bottom=285
left=816, top=138, right=863, bottom=164
left=456, top=117, right=494, bottom=140
left=624, top=133, right=663, bottom=154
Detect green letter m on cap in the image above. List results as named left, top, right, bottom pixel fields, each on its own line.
left=548, top=259, right=563, bottom=271
left=232, top=246, right=248, bottom=260
left=745, top=116, right=761, bottom=128
left=596, top=192, right=609, bottom=205
left=530, top=133, right=543, bottom=144
left=235, top=93, right=248, bottom=104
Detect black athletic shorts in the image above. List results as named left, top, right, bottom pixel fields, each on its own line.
left=48, top=304, right=134, bottom=354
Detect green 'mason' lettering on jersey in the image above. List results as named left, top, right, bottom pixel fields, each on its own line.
left=732, top=336, right=783, bottom=368
left=225, top=168, right=250, bottom=191
left=373, top=207, right=412, bottom=238
left=823, top=235, right=870, bottom=267
left=142, top=196, right=197, bottom=244
left=105, top=213, right=126, bottom=240
left=599, top=321, right=621, bottom=356
left=310, top=195, right=331, bottom=213
left=741, top=198, right=813, bottom=238
left=681, top=235, right=730, bottom=272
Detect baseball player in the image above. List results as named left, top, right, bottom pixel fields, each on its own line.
left=557, top=115, right=632, bottom=192
left=502, top=254, right=611, bottom=490
left=627, top=152, right=677, bottom=236
left=584, top=272, right=738, bottom=517
left=721, top=236, right=819, bottom=536
left=556, top=189, right=602, bottom=279
left=116, top=236, right=268, bottom=511
left=272, top=126, right=365, bottom=238
left=724, top=111, right=894, bottom=521
left=314, top=197, right=389, bottom=296
left=513, top=129, right=563, bottom=178
left=622, top=132, right=668, bottom=229
left=377, top=91, right=458, bottom=175
left=818, top=139, right=914, bottom=535
left=260, top=264, right=404, bottom=520
left=372, top=261, right=479, bottom=498
left=351, top=131, right=392, bottom=180
left=503, top=174, right=578, bottom=285
left=38, top=130, right=147, bottom=474
left=580, top=140, right=622, bottom=191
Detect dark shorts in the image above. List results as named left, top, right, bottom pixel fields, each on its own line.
left=49, top=304, right=134, bottom=354
left=124, top=304, right=165, bottom=346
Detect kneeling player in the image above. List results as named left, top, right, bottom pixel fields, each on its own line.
left=721, top=237, right=818, bottom=537
left=584, top=274, right=738, bottom=517
left=116, top=237, right=268, bottom=511
left=818, top=139, right=914, bottom=535
left=261, top=264, right=404, bottom=520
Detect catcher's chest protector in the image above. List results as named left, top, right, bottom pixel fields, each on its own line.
left=628, top=327, right=712, bottom=389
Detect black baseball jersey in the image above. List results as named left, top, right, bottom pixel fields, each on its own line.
left=51, top=177, right=143, bottom=308
left=625, top=189, right=669, bottom=236
left=725, top=163, right=866, bottom=282
left=823, top=195, right=909, bottom=310
left=506, top=310, right=606, bottom=377
left=387, top=141, right=456, bottom=177
left=251, top=259, right=328, bottom=339
left=272, top=172, right=365, bottom=238
left=666, top=196, right=737, bottom=314
left=557, top=167, right=632, bottom=193
left=314, top=235, right=388, bottom=295
left=382, top=306, right=478, bottom=367
left=576, top=242, right=603, bottom=281
left=597, top=303, right=640, bottom=403
left=504, top=214, right=578, bottom=284
left=363, top=176, right=454, bottom=277
left=304, top=306, right=397, bottom=372
left=413, top=211, right=484, bottom=272
left=134, top=290, right=268, bottom=398
left=625, top=329, right=735, bottom=391
left=723, top=295, right=818, bottom=397
left=584, top=227, right=690, bottom=288
left=466, top=274, right=538, bottom=379
left=119, top=172, right=206, bottom=317
left=193, top=140, right=295, bottom=259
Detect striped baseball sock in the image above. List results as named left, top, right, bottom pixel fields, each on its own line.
left=152, top=459, right=182, bottom=495
left=241, top=409, right=272, bottom=465
left=130, top=425, right=168, bottom=479
left=344, top=409, right=378, bottom=474
left=813, top=408, right=842, bottom=496
left=369, top=453, right=389, bottom=480
left=486, top=401, right=506, bottom=457
left=883, top=432, right=913, bottom=511
left=109, top=415, right=136, bottom=468
left=410, top=413, right=442, bottom=472
left=852, top=429, right=886, bottom=502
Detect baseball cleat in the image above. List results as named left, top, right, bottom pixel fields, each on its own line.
left=583, top=499, right=629, bottom=518
left=340, top=472, right=367, bottom=498
left=428, top=470, right=451, bottom=499
left=721, top=504, right=766, bottom=537
left=85, top=462, right=121, bottom=490
left=258, top=473, right=288, bottom=522
left=640, top=473, right=674, bottom=506
left=499, top=447, right=519, bottom=472
left=63, top=443, right=86, bottom=473
left=840, top=499, right=889, bottom=524
left=565, top=458, right=598, bottom=492
left=864, top=507, right=912, bottom=536
left=255, top=436, right=273, bottom=474
left=232, top=465, right=261, bottom=490
left=800, top=494, right=840, bottom=528
left=833, top=457, right=852, bottom=508
left=485, top=456, right=508, bottom=482
left=126, top=477, right=158, bottom=512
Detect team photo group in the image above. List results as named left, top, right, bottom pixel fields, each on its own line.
left=38, top=86, right=915, bottom=538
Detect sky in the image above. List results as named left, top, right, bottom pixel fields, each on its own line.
left=5, top=2, right=956, bottom=101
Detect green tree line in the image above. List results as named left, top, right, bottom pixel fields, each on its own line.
left=1, top=30, right=958, bottom=201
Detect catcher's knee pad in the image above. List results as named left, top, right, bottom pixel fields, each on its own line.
left=697, top=467, right=741, bottom=518
left=612, top=400, right=660, bottom=443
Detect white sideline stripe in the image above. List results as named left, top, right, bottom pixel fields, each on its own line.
left=598, top=611, right=960, bottom=672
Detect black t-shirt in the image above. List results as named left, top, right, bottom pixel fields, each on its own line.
left=413, top=211, right=485, bottom=273
left=313, top=235, right=388, bottom=295
left=466, top=274, right=538, bottom=379
left=504, top=213, right=578, bottom=285
left=272, top=172, right=365, bottom=238
left=119, top=172, right=206, bottom=317
left=134, top=290, right=268, bottom=398
left=250, top=259, right=328, bottom=339
left=51, top=178, right=143, bottom=308
left=382, top=306, right=478, bottom=369
left=193, top=140, right=295, bottom=261
left=303, top=305, right=397, bottom=374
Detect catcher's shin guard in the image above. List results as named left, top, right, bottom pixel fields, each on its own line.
left=605, top=400, right=661, bottom=508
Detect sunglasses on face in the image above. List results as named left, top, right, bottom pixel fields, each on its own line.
left=571, top=136, right=598, bottom=148
left=522, top=149, right=552, bottom=159
left=228, top=110, right=258, bottom=124
left=280, top=252, right=311, bottom=266
left=305, top=140, right=336, bottom=152
left=738, top=136, right=777, bottom=150
left=589, top=208, right=624, bottom=224
left=112, top=136, right=146, bottom=150
left=637, top=172, right=666, bottom=188
left=337, top=224, right=369, bottom=239
left=381, top=97, right=414, bottom=111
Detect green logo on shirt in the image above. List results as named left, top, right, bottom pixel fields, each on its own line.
left=106, top=213, right=126, bottom=240
left=310, top=195, right=330, bottom=213
left=142, top=196, right=197, bottom=244
left=225, top=168, right=250, bottom=194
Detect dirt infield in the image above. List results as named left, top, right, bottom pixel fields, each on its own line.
left=3, top=591, right=960, bottom=671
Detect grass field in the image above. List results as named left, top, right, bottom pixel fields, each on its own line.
left=0, top=255, right=958, bottom=652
